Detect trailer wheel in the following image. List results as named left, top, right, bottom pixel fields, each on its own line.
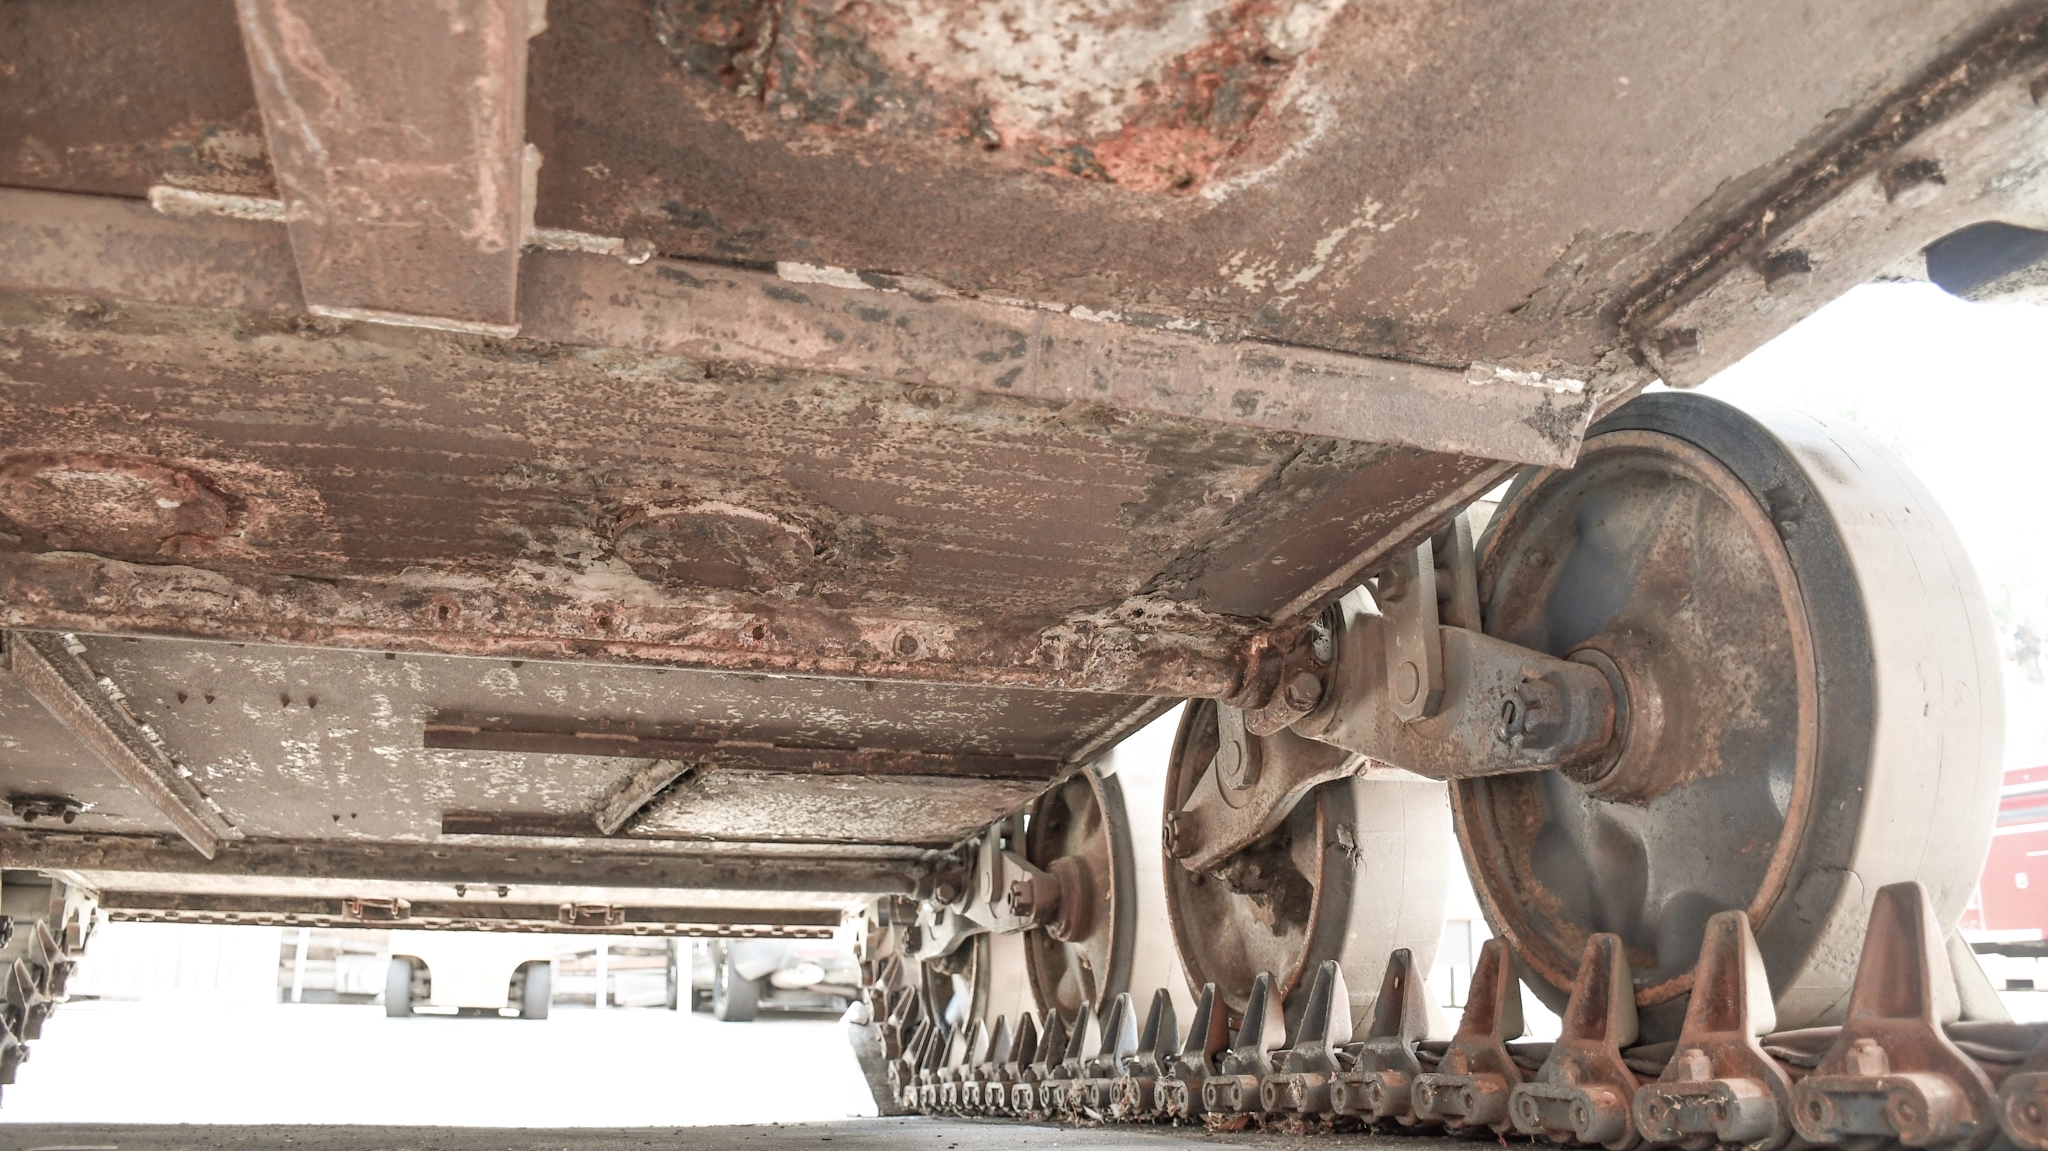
left=713, top=946, right=761, bottom=1022
left=518, top=961, right=551, bottom=1020
left=1459, top=391, right=2002, bottom=1041
left=385, top=956, right=415, bottom=1018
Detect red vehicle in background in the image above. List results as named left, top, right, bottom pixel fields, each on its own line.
left=1962, top=764, right=2048, bottom=1005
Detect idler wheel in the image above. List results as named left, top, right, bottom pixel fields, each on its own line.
left=1459, top=391, right=2001, bottom=1041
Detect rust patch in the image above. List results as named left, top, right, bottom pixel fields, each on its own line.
left=0, top=453, right=234, bottom=561
left=609, top=499, right=820, bottom=590
left=649, top=0, right=1345, bottom=194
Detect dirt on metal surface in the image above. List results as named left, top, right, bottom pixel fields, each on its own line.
left=14, top=0, right=2031, bottom=376
left=0, top=1120, right=1381, bottom=1149
left=0, top=0, right=276, bottom=199
left=0, top=634, right=1140, bottom=848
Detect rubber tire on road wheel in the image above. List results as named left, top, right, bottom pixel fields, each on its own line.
left=713, top=948, right=761, bottom=1022
left=519, top=962, right=552, bottom=1019
left=385, top=957, right=414, bottom=1018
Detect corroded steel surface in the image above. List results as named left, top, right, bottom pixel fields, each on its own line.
left=95, top=890, right=844, bottom=935
left=0, top=0, right=2035, bottom=921
left=4, top=633, right=237, bottom=857
left=235, top=0, right=535, bottom=329
left=1, top=830, right=929, bottom=893
left=528, top=0, right=2036, bottom=370
left=1634, top=15, right=2048, bottom=386
left=0, top=0, right=275, bottom=199
left=0, top=635, right=1149, bottom=848
left=0, top=268, right=1505, bottom=697
left=14, top=0, right=2038, bottom=379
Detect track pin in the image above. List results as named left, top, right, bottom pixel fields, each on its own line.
left=1331, top=948, right=1430, bottom=1125
left=1160, top=982, right=1229, bottom=1120
left=1203, top=970, right=1287, bottom=1121
left=1508, top=933, right=1641, bottom=1148
left=1790, top=881, right=1996, bottom=1151
left=963, top=1014, right=1011, bottom=1114
left=0, top=1014, right=20, bottom=1090
left=915, top=1020, right=951, bottom=1113
left=939, top=1016, right=985, bottom=1112
left=1263, top=960, right=1351, bottom=1118
left=987, top=1012, right=1036, bottom=1116
left=6, top=959, right=49, bottom=1043
left=1040, top=1003, right=1099, bottom=1118
left=1113, top=988, right=1180, bottom=1120
left=1632, top=911, right=1793, bottom=1149
left=1010, top=1010, right=1068, bottom=1117
left=1078, top=993, right=1140, bottom=1116
left=905, top=1020, right=941, bottom=1112
left=891, top=1016, right=930, bottom=1111
left=1412, top=939, right=1525, bottom=1133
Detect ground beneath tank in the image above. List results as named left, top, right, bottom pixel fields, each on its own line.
left=0, top=1121, right=1436, bottom=1150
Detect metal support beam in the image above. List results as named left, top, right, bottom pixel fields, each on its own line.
left=424, top=719, right=1064, bottom=780
left=519, top=253, right=1594, bottom=468
left=1, top=633, right=236, bottom=859
left=96, top=889, right=843, bottom=937
left=234, top=0, right=537, bottom=332
left=0, top=831, right=928, bottom=896
left=0, top=187, right=1593, bottom=468
left=0, top=550, right=1275, bottom=701
left=1627, top=12, right=2048, bottom=387
left=594, top=759, right=694, bottom=837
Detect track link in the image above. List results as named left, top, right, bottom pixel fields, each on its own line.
left=0, top=873, right=97, bottom=1101
left=869, top=881, right=2048, bottom=1151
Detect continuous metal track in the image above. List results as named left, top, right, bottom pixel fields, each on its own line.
left=866, top=881, right=2048, bottom=1151
left=0, top=874, right=96, bottom=1102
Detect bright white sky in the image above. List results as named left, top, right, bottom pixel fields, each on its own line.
left=1695, top=281, right=2047, bottom=765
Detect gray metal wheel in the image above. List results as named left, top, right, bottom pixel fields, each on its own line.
left=1458, top=391, right=2002, bottom=1041
left=974, top=714, right=1184, bottom=1035
left=384, top=956, right=415, bottom=1018
left=713, top=944, right=761, bottom=1022
left=1021, top=767, right=1138, bottom=1025
left=1163, top=701, right=1452, bottom=1032
left=518, top=961, right=552, bottom=1020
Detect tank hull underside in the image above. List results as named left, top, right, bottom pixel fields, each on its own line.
left=0, top=0, right=2042, bottom=950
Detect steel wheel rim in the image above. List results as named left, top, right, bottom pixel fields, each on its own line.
left=1456, top=391, right=2001, bottom=1040
left=1459, top=426, right=1818, bottom=1014
left=1162, top=699, right=1346, bottom=1025
left=1021, top=768, right=1135, bottom=1025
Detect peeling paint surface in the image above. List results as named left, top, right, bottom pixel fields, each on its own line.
left=0, top=0, right=2037, bottom=901
left=650, top=0, right=1346, bottom=194
left=531, top=0, right=2018, bottom=370
left=19, top=635, right=1145, bottom=847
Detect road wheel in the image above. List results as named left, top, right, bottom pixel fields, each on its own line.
left=1163, top=704, right=1452, bottom=1032
left=1460, top=391, right=2002, bottom=1041
left=385, top=956, right=415, bottom=1018
left=713, top=944, right=761, bottom=1022
left=519, top=961, right=552, bottom=1020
